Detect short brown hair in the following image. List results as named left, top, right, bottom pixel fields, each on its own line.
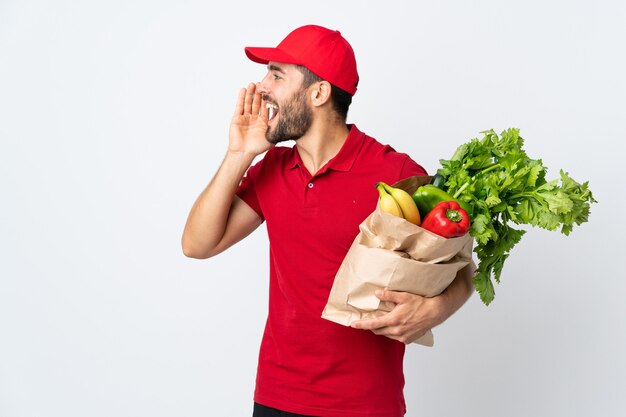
left=296, top=65, right=353, bottom=122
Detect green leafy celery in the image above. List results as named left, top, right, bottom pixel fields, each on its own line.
left=437, top=128, right=597, bottom=305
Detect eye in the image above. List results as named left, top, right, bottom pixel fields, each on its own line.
left=272, top=73, right=282, bottom=80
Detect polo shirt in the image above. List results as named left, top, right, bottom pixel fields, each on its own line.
left=236, top=124, right=427, bottom=417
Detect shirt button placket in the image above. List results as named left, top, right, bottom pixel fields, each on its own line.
left=303, top=180, right=317, bottom=209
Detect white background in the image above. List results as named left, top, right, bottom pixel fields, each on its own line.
left=1, top=1, right=624, bottom=416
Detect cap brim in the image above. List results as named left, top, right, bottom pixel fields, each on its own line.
left=245, top=47, right=301, bottom=66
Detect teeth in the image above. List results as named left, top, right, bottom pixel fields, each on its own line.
left=266, top=103, right=277, bottom=120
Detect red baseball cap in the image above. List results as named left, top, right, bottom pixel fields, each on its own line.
left=245, top=25, right=359, bottom=96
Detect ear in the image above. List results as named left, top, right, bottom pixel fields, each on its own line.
left=309, top=81, right=332, bottom=107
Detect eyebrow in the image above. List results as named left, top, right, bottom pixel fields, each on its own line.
left=268, top=64, right=287, bottom=74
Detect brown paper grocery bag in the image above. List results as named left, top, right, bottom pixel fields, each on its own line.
left=321, top=176, right=474, bottom=347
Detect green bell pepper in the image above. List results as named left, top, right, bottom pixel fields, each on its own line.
left=412, top=184, right=474, bottom=219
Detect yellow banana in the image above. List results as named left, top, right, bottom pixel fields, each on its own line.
left=376, top=182, right=403, bottom=218
left=380, top=182, right=422, bottom=225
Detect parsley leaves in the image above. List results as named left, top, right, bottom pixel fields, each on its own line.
left=437, top=128, right=597, bottom=305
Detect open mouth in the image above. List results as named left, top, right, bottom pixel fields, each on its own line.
left=266, top=102, right=278, bottom=121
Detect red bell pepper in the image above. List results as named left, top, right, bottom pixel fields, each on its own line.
left=421, top=201, right=470, bottom=238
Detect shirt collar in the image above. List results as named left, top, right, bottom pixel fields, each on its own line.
left=287, top=124, right=365, bottom=173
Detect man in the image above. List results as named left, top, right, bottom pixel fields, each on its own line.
left=182, top=24, right=475, bottom=417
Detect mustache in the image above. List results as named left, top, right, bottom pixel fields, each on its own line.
left=262, top=95, right=276, bottom=105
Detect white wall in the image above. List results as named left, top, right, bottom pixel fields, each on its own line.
left=1, top=1, right=624, bottom=416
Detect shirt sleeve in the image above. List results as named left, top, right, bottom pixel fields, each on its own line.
left=236, top=161, right=265, bottom=220
left=400, top=155, right=429, bottom=177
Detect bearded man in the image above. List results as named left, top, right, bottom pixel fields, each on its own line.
left=182, top=24, right=475, bottom=417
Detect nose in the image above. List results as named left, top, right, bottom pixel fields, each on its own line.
left=258, top=72, right=271, bottom=96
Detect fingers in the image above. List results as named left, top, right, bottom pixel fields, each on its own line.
left=350, top=290, right=407, bottom=331
left=351, top=318, right=412, bottom=344
left=260, top=94, right=269, bottom=120
left=251, top=83, right=262, bottom=116
left=375, top=289, right=410, bottom=304
left=350, top=316, right=387, bottom=331
left=350, top=290, right=432, bottom=344
left=352, top=317, right=425, bottom=344
left=243, top=82, right=255, bottom=115
left=235, top=83, right=264, bottom=118
left=233, top=87, right=246, bottom=117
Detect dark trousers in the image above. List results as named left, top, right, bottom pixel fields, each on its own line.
left=252, top=402, right=315, bottom=417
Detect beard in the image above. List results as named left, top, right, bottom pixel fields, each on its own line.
left=265, top=88, right=313, bottom=144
